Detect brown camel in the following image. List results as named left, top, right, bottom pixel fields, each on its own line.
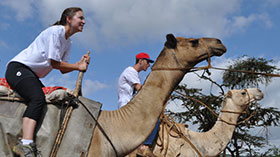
left=0, top=34, right=226, bottom=156
left=153, top=88, right=264, bottom=157
left=87, top=34, right=226, bottom=156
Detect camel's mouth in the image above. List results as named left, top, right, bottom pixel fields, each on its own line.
left=212, top=46, right=227, bottom=56
left=247, top=89, right=264, bottom=103
left=253, top=92, right=264, bottom=101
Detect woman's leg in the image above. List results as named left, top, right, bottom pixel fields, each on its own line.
left=14, top=77, right=46, bottom=140
left=5, top=62, right=44, bottom=156
left=22, top=117, right=37, bottom=140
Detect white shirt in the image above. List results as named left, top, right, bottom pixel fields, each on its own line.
left=10, top=25, right=71, bottom=78
left=118, top=66, right=141, bottom=108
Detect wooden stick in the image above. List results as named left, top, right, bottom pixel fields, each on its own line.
left=50, top=51, right=90, bottom=157
left=73, top=51, right=90, bottom=97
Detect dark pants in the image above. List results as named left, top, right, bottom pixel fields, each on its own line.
left=5, top=62, right=46, bottom=121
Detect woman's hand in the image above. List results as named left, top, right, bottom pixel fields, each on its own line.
left=51, top=53, right=91, bottom=73
left=77, top=54, right=90, bottom=71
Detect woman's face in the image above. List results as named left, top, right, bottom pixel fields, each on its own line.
left=68, top=11, right=86, bottom=33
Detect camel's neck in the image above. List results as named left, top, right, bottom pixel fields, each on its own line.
left=131, top=69, right=185, bottom=116
left=99, top=67, right=186, bottom=156
left=184, top=100, right=241, bottom=156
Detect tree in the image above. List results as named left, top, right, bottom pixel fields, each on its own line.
left=167, top=57, right=280, bottom=156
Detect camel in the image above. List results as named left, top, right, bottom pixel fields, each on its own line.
left=0, top=34, right=226, bottom=156
left=87, top=34, right=226, bottom=156
left=152, top=88, right=264, bottom=157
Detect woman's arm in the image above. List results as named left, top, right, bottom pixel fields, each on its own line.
left=51, top=55, right=90, bottom=74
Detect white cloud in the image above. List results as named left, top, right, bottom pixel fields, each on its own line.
left=82, top=79, right=108, bottom=97
left=2, top=0, right=276, bottom=49
left=41, top=73, right=108, bottom=97
left=30, top=0, right=242, bottom=48
left=258, top=13, right=273, bottom=28
left=42, top=73, right=76, bottom=89
left=0, top=0, right=35, bottom=21
left=229, top=13, right=273, bottom=33
left=249, top=126, right=280, bottom=151
left=166, top=56, right=234, bottom=112
left=259, top=60, right=280, bottom=109
left=179, top=56, right=234, bottom=94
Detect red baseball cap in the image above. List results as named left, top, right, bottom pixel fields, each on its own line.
left=136, top=52, right=154, bottom=63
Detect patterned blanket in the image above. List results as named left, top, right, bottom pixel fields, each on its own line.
left=0, top=78, right=67, bottom=94
left=0, top=78, right=72, bottom=103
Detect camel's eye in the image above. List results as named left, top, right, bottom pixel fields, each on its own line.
left=241, top=92, right=246, bottom=96
left=190, top=39, right=199, bottom=47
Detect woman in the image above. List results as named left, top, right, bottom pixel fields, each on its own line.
left=5, top=7, right=90, bottom=157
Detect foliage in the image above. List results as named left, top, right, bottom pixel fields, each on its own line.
left=223, top=56, right=278, bottom=89
left=167, top=57, right=280, bottom=156
left=168, top=85, right=223, bottom=131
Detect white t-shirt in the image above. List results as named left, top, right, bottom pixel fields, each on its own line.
left=118, top=66, right=141, bottom=108
left=10, top=25, right=71, bottom=78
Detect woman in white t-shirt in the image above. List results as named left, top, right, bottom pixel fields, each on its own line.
left=5, top=7, right=90, bottom=156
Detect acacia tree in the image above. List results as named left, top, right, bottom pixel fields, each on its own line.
left=167, top=57, right=280, bottom=156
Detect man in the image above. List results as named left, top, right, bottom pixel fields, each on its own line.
left=117, top=52, right=154, bottom=108
left=118, top=52, right=158, bottom=156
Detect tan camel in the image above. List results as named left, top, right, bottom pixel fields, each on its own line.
left=153, top=88, right=264, bottom=157
left=87, top=34, right=226, bottom=156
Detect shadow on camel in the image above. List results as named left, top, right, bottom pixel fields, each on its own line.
left=0, top=34, right=226, bottom=157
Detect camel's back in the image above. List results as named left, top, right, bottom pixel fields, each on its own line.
left=0, top=96, right=102, bottom=156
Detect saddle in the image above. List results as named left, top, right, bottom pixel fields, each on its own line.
left=0, top=78, right=102, bottom=156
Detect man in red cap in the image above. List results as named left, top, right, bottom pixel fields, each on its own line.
left=117, top=52, right=154, bottom=108
left=117, top=52, right=157, bottom=156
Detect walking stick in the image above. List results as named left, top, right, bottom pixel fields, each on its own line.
left=50, top=51, right=90, bottom=157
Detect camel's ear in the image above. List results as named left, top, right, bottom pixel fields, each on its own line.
left=165, top=34, right=177, bottom=49
left=226, top=91, right=232, bottom=98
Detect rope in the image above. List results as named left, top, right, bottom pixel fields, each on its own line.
left=199, top=66, right=280, bottom=77
left=174, top=90, right=254, bottom=126
left=152, top=44, right=280, bottom=78
left=159, top=113, right=203, bottom=157
left=75, top=98, right=119, bottom=157
left=158, top=99, right=203, bottom=157
left=49, top=103, right=73, bottom=156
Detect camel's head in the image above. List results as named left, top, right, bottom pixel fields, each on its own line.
left=152, top=34, right=226, bottom=70
left=225, top=88, right=264, bottom=111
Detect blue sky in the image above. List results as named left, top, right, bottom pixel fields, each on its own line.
left=1, top=0, right=280, bottom=151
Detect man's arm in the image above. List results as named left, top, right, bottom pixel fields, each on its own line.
left=134, top=83, right=142, bottom=92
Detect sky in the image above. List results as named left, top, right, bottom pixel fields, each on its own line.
left=0, top=0, right=279, bottom=152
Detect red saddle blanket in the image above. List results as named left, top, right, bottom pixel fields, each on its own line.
left=0, top=78, right=66, bottom=95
